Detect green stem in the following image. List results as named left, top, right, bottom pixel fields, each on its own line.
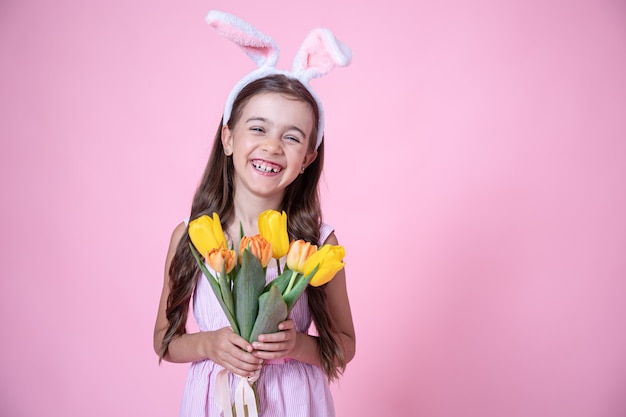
left=276, top=258, right=282, bottom=275
left=284, top=270, right=299, bottom=295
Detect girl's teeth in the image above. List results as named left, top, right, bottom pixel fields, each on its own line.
left=253, top=162, right=281, bottom=173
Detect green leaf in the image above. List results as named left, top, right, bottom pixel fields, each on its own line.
left=219, top=262, right=234, bottom=321
left=189, top=243, right=239, bottom=334
left=283, top=264, right=320, bottom=312
left=248, top=284, right=288, bottom=343
left=233, top=249, right=266, bottom=342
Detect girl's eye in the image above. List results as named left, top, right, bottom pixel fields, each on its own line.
left=285, top=135, right=301, bottom=143
left=251, top=127, right=265, bottom=133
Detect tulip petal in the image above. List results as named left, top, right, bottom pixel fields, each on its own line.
left=258, top=210, right=289, bottom=259
left=188, top=213, right=227, bottom=256
left=305, top=244, right=346, bottom=287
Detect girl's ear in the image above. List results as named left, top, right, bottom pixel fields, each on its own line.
left=302, top=150, right=318, bottom=170
left=221, top=124, right=233, bottom=153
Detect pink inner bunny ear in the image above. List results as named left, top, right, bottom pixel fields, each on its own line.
left=206, top=10, right=279, bottom=68
left=292, top=28, right=352, bottom=82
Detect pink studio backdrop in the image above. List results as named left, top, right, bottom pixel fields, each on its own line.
left=1, top=1, right=625, bottom=416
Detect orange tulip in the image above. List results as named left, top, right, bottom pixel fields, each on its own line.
left=286, top=240, right=317, bottom=273
left=206, top=245, right=237, bottom=274
left=240, top=235, right=272, bottom=268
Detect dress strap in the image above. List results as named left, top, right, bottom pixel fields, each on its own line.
left=319, top=222, right=334, bottom=245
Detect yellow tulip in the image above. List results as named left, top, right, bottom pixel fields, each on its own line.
left=303, top=244, right=346, bottom=287
left=207, top=245, right=237, bottom=274
left=188, top=213, right=227, bottom=257
left=258, top=210, right=290, bottom=259
left=240, top=235, right=273, bottom=268
left=286, top=240, right=317, bottom=273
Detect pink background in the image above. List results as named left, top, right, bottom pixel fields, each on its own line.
left=1, top=0, right=625, bottom=416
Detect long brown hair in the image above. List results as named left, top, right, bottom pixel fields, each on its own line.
left=159, top=74, right=346, bottom=380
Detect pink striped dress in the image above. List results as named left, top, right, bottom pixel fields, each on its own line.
left=179, top=223, right=336, bottom=417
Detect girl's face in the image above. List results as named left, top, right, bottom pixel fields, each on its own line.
left=222, top=92, right=318, bottom=200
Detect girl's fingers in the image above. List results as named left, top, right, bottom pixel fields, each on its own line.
left=219, top=348, right=263, bottom=376
left=277, top=319, right=295, bottom=331
left=252, top=340, right=288, bottom=352
left=211, top=328, right=262, bottom=376
left=256, top=319, right=295, bottom=342
left=252, top=321, right=297, bottom=358
left=228, top=332, right=254, bottom=353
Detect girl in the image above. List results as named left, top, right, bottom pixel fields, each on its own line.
left=153, top=11, right=355, bottom=417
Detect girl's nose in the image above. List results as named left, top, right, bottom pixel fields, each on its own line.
left=261, top=135, right=282, bottom=153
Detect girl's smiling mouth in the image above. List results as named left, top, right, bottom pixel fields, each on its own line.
left=252, top=159, right=283, bottom=174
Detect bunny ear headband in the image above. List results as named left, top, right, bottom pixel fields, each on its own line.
left=205, top=10, right=352, bottom=149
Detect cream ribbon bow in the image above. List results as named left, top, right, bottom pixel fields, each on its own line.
left=215, top=368, right=261, bottom=417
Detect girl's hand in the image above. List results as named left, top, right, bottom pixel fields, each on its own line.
left=205, top=327, right=264, bottom=377
left=251, top=319, right=297, bottom=360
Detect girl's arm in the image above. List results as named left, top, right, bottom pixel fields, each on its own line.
left=153, top=222, right=263, bottom=377
left=253, top=232, right=356, bottom=367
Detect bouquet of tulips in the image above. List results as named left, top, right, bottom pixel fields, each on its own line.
left=187, top=209, right=345, bottom=417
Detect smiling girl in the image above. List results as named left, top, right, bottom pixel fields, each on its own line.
left=153, top=10, right=355, bottom=417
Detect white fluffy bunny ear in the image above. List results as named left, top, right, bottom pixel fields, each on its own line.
left=206, top=10, right=279, bottom=69
left=206, top=10, right=352, bottom=150
left=292, top=28, right=352, bottom=84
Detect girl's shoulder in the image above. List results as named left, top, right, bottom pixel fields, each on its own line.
left=168, top=221, right=188, bottom=249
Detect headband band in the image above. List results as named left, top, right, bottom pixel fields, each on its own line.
left=206, top=10, right=352, bottom=149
